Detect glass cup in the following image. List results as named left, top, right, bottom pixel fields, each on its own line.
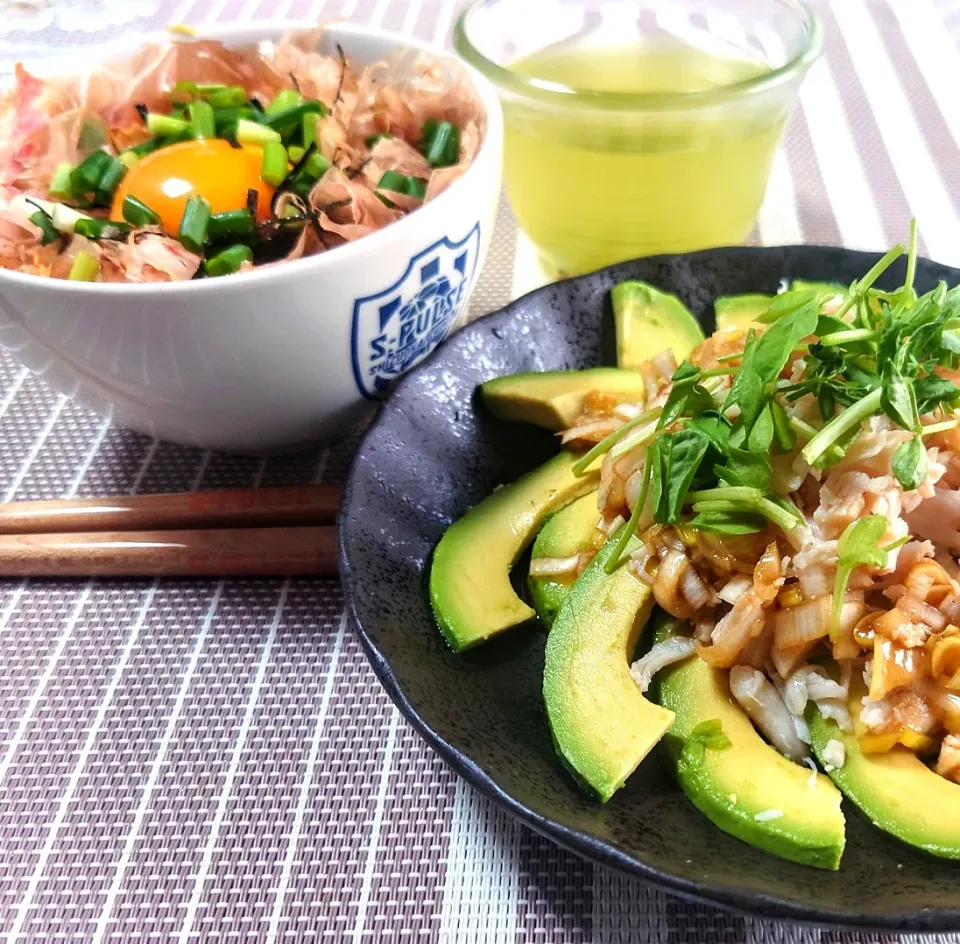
left=455, top=0, right=822, bottom=277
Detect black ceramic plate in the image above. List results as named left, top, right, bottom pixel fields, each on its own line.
left=339, top=246, right=960, bottom=932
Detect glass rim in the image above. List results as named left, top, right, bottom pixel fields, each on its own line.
left=453, top=0, right=824, bottom=111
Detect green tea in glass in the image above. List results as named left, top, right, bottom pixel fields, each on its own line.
left=456, top=0, right=822, bottom=276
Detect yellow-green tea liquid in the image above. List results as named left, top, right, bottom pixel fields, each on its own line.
left=505, top=40, right=782, bottom=276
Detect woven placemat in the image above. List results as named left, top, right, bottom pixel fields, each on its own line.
left=2, top=1, right=960, bottom=941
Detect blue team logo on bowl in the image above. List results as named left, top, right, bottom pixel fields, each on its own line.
left=351, top=223, right=481, bottom=400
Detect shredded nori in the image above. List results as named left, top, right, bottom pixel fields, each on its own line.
left=334, top=44, right=346, bottom=106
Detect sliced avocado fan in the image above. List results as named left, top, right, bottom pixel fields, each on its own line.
left=611, top=281, right=705, bottom=371
left=810, top=680, right=960, bottom=860
left=528, top=491, right=601, bottom=628
left=430, top=451, right=598, bottom=653
left=544, top=531, right=674, bottom=802
left=480, top=368, right=648, bottom=431
left=652, top=616, right=846, bottom=870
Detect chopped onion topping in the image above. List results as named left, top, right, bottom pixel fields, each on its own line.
left=718, top=575, right=752, bottom=605
left=754, top=809, right=784, bottom=822
left=822, top=738, right=846, bottom=769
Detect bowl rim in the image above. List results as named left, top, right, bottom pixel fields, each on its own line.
left=453, top=0, right=823, bottom=112
left=339, top=243, right=960, bottom=933
left=0, top=19, right=502, bottom=297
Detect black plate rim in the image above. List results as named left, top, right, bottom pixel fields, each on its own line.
left=339, top=244, right=960, bottom=933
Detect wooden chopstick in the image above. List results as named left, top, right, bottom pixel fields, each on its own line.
left=0, top=484, right=342, bottom=534
left=0, top=526, right=337, bottom=577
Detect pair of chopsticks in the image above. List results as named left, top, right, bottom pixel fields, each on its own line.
left=0, top=485, right=341, bottom=577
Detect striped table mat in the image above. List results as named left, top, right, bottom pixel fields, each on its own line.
left=1, top=1, right=960, bottom=942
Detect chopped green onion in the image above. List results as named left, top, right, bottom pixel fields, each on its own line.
left=117, top=151, right=140, bottom=169
left=68, top=251, right=100, bottom=281
left=172, top=80, right=199, bottom=102
left=236, top=119, right=281, bottom=145
left=146, top=112, right=189, bottom=137
left=51, top=203, right=92, bottom=235
left=178, top=194, right=211, bottom=253
left=213, top=106, right=257, bottom=135
left=49, top=162, right=75, bottom=200
left=266, top=88, right=303, bottom=116
left=28, top=210, right=60, bottom=246
left=122, top=195, right=161, bottom=227
left=261, top=141, right=289, bottom=187
left=94, top=157, right=127, bottom=203
left=304, top=152, right=330, bottom=178
left=203, top=243, right=253, bottom=277
left=263, top=100, right=324, bottom=137
left=205, top=85, right=246, bottom=109
left=377, top=170, right=408, bottom=193
left=188, top=100, right=216, bottom=139
left=74, top=218, right=131, bottom=240
left=159, top=130, right=192, bottom=148
left=71, top=151, right=113, bottom=195
left=129, top=137, right=163, bottom=157
left=365, top=132, right=392, bottom=149
left=302, top=112, right=318, bottom=148
left=288, top=145, right=305, bottom=163
left=406, top=177, right=427, bottom=200
left=207, top=208, right=256, bottom=240
left=376, top=170, right=428, bottom=203
left=422, top=120, right=459, bottom=167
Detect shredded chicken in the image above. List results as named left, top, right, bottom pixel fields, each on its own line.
left=729, top=665, right=809, bottom=762
left=630, top=636, right=697, bottom=694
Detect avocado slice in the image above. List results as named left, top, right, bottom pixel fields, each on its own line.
left=611, top=281, right=705, bottom=371
left=810, top=681, right=960, bottom=859
left=544, top=531, right=674, bottom=801
left=528, top=492, right=601, bottom=627
left=653, top=616, right=846, bottom=870
left=430, top=451, right=599, bottom=652
left=714, top=294, right=772, bottom=333
left=481, top=368, right=648, bottom=431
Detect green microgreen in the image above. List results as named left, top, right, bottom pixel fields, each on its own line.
left=831, top=516, right=911, bottom=636
left=596, top=222, right=960, bottom=562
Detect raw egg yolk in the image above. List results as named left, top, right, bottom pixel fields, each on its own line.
left=111, top=139, right=275, bottom=236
